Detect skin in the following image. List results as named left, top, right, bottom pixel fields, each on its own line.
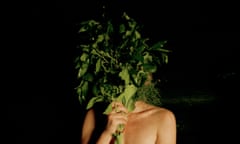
left=81, top=74, right=176, bottom=144
left=81, top=109, right=95, bottom=144
left=81, top=101, right=176, bottom=144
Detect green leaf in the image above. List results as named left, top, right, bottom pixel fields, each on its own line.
left=135, top=31, right=141, bottom=39
left=91, top=49, right=98, bottom=55
left=76, top=87, right=81, bottom=95
left=83, top=73, right=94, bottom=82
left=116, top=84, right=137, bottom=107
left=75, top=62, right=80, bottom=69
left=118, top=67, right=130, bottom=85
left=128, top=21, right=136, bottom=29
left=126, top=98, right=135, bottom=112
left=86, top=96, right=104, bottom=109
left=123, top=12, right=130, bottom=20
left=103, top=103, right=113, bottom=115
left=80, top=53, right=88, bottom=61
left=125, top=30, right=132, bottom=37
left=77, top=81, right=89, bottom=104
left=157, top=48, right=172, bottom=53
left=79, top=25, right=87, bottom=32
left=162, top=53, right=169, bottom=63
left=104, top=34, right=110, bottom=42
left=143, top=52, right=153, bottom=63
left=96, top=34, right=104, bottom=43
left=78, top=63, right=89, bottom=78
left=80, top=45, right=91, bottom=53
left=150, top=41, right=167, bottom=50
left=142, top=64, right=157, bottom=73
left=107, top=21, right=113, bottom=33
left=81, top=81, right=89, bottom=98
left=85, top=20, right=99, bottom=27
left=133, top=52, right=144, bottom=62
left=92, top=43, right=98, bottom=48
left=119, top=24, right=125, bottom=33
left=92, top=84, right=99, bottom=96
left=95, top=58, right=101, bottom=74
left=122, top=96, right=126, bottom=106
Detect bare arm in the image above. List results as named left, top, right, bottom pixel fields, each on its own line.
left=81, top=109, right=95, bottom=144
left=156, top=110, right=177, bottom=144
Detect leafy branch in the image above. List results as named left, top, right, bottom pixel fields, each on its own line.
left=75, top=11, right=171, bottom=144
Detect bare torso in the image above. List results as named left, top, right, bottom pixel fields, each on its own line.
left=122, top=105, right=175, bottom=144
left=81, top=101, right=176, bottom=144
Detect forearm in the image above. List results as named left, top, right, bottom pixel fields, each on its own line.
left=96, top=130, right=113, bottom=144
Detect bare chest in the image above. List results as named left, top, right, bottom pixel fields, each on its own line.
left=122, top=115, right=158, bottom=144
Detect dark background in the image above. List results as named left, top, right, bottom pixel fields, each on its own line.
left=7, top=0, right=239, bottom=144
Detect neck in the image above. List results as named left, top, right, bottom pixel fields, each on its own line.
left=131, top=101, right=151, bottom=113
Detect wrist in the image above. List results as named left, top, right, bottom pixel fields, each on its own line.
left=96, top=130, right=114, bottom=144
left=103, top=129, right=115, bottom=137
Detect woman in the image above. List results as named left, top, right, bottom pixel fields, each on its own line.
left=81, top=73, right=176, bottom=144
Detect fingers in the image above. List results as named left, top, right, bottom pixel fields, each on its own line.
left=108, top=114, right=128, bottom=124
left=105, top=101, right=128, bottom=134
left=110, top=101, right=128, bottom=124
left=111, top=101, right=128, bottom=114
left=106, top=113, right=128, bottom=134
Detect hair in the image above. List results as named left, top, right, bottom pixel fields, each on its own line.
left=133, top=83, right=162, bottom=106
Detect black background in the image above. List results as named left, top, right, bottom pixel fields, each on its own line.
left=7, top=0, right=239, bottom=144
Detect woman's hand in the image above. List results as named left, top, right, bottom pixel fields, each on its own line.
left=97, top=102, right=128, bottom=144
left=105, top=101, right=128, bottom=134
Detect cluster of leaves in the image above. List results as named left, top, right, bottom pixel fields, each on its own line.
left=75, top=12, right=170, bottom=112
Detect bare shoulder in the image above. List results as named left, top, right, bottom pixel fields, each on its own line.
left=152, top=107, right=177, bottom=144
left=86, top=108, right=95, bottom=116
left=81, top=108, right=96, bottom=144
left=82, top=108, right=96, bottom=130
left=151, top=106, right=176, bottom=124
